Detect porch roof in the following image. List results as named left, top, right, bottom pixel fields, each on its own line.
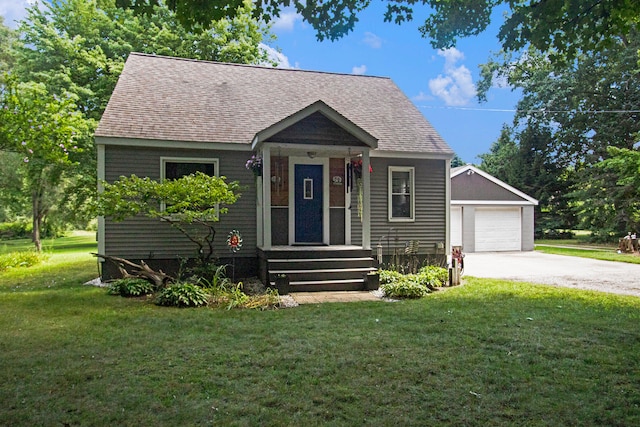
left=96, top=53, right=453, bottom=156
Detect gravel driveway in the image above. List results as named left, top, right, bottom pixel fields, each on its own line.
left=463, top=251, right=640, bottom=297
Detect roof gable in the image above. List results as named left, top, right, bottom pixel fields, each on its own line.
left=451, top=165, right=538, bottom=205
left=253, top=100, right=377, bottom=149
left=96, top=53, right=452, bottom=155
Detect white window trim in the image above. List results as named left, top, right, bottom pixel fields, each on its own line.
left=388, top=166, right=415, bottom=222
left=160, top=156, right=220, bottom=215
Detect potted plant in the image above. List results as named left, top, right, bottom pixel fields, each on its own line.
left=274, top=273, right=290, bottom=295
left=365, top=271, right=380, bottom=291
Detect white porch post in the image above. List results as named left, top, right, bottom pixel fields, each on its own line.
left=97, top=144, right=105, bottom=257
left=362, top=150, right=371, bottom=250
left=344, top=157, right=352, bottom=245
left=262, top=147, right=272, bottom=249
left=445, top=158, right=451, bottom=264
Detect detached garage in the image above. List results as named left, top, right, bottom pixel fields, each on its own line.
left=451, top=165, right=538, bottom=252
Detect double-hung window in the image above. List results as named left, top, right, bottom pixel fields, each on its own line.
left=388, top=166, right=415, bottom=221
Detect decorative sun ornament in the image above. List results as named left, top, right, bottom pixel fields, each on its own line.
left=227, top=230, right=243, bottom=253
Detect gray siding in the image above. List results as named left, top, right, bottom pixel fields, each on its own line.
left=461, top=206, right=476, bottom=253
left=271, top=207, right=288, bottom=245
left=452, top=173, right=528, bottom=202
left=330, top=208, right=346, bottom=244
left=104, top=145, right=256, bottom=259
left=521, top=206, right=535, bottom=251
left=352, top=157, right=447, bottom=254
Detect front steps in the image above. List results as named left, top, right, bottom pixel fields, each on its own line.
left=258, top=247, right=376, bottom=292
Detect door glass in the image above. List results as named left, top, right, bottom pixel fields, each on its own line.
left=304, top=178, right=313, bottom=199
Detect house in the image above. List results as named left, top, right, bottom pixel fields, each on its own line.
left=450, top=165, right=538, bottom=252
left=95, top=53, right=454, bottom=290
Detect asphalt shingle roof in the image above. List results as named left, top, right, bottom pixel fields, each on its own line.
left=96, top=53, right=453, bottom=155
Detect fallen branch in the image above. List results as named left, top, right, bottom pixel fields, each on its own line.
left=92, top=253, right=174, bottom=288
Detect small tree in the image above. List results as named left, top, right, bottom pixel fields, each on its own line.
left=0, top=77, right=93, bottom=251
left=97, top=172, right=241, bottom=266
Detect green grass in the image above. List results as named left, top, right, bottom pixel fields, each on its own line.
left=0, top=230, right=97, bottom=255
left=536, top=244, right=640, bottom=264
left=1, top=239, right=640, bottom=425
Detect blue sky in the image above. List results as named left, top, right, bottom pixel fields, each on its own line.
left=1, top=0, right=521, bottom=163
left=264, top=4, right=521, bottom=164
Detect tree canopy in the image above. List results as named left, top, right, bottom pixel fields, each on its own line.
left=15, top=0, right=274, bottom=121
left=480, top=28, right=640, bottom=239
left=117, top=0, right=640, bottom=60
left=0, top=0, right=275, bottom=250
left=97, top=173, right=241, bottom=264
left=0, top=78, right=94, bottom=250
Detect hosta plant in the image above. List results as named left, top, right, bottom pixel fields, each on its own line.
left=155, top=282, right=209, bottom=307
left=381, top=280, right=430, bottom=299
left=107, top=278, right=155, bottom=297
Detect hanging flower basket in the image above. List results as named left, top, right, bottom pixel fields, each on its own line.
left=245, top=154, right=262, bottom=177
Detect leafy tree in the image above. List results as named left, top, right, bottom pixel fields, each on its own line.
left=479, top=30, right=640, bottom=238
left=478, top=125, right=518, bottom=183
left=450, top=153, right=465, bottom=168
left=570, top=147, right=640, bottom=239
left=97, top=172, right=241, bottom=265
left=0, top=16, right=16, bottom=80
left=596, top=147, right=640, bottom=233
left=0, top=78, right=94, bottom=250
left=4, top=0, right=273, bottom=241
left=0, top=152, right=29, bottom=223
left=116, top=0, right=640, bottom=60
left=15, top=0, right=274, bottom=122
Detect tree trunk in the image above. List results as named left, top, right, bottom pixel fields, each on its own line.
left=32, top=192, right=42, bottom=252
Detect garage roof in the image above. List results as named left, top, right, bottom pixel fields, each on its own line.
left=451, top=165, right=538, bottom=205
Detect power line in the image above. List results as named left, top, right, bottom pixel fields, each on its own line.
left=417, top=105, right=640, bottom=114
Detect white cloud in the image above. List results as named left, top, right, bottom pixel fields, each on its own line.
left=352, top=65, right=367, bottom=75
left=412, top=91, right=433, bottom=102
left=271, top=11, right=301, bottom=32
left=363, top=32, right=382, bottom=49
left=0, top=0, right=37, bottom=28
left=259, top=44, right=297, bottom=69
left=428, top=47, right=476, bottom=106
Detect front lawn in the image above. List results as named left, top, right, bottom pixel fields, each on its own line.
left=536, top=244, right=640, bottom=264
left=1, top=244, right=639, bottom=425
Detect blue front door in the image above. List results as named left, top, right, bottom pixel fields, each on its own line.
left=295, top=164, right=323, bottom=243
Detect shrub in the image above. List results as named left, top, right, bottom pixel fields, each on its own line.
left=0, top=219, right=32, bottom=240
left=379, top=269, right=404, bottom=285
left=107, top=278, right=155, bottom=297
left=417, top=265, right=449, bottom=287
left=381, top=280, right=430, bottom=299
left=0, top=251, right=46, bottom=272
left=155, top=282, right=209, bottom=307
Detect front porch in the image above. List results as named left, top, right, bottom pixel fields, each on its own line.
left=258, top=246, right=376, bottom=292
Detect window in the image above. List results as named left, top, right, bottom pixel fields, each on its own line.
left=162, top=157, right=218, bottom=181
left=160, top=157, right=219, bottom=213
left=388, top=166, right=415, bottom=221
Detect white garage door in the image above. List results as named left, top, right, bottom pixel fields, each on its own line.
left=475, top=207, right=521, bottom=252
left=451, top=206, right=462, bottom=247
